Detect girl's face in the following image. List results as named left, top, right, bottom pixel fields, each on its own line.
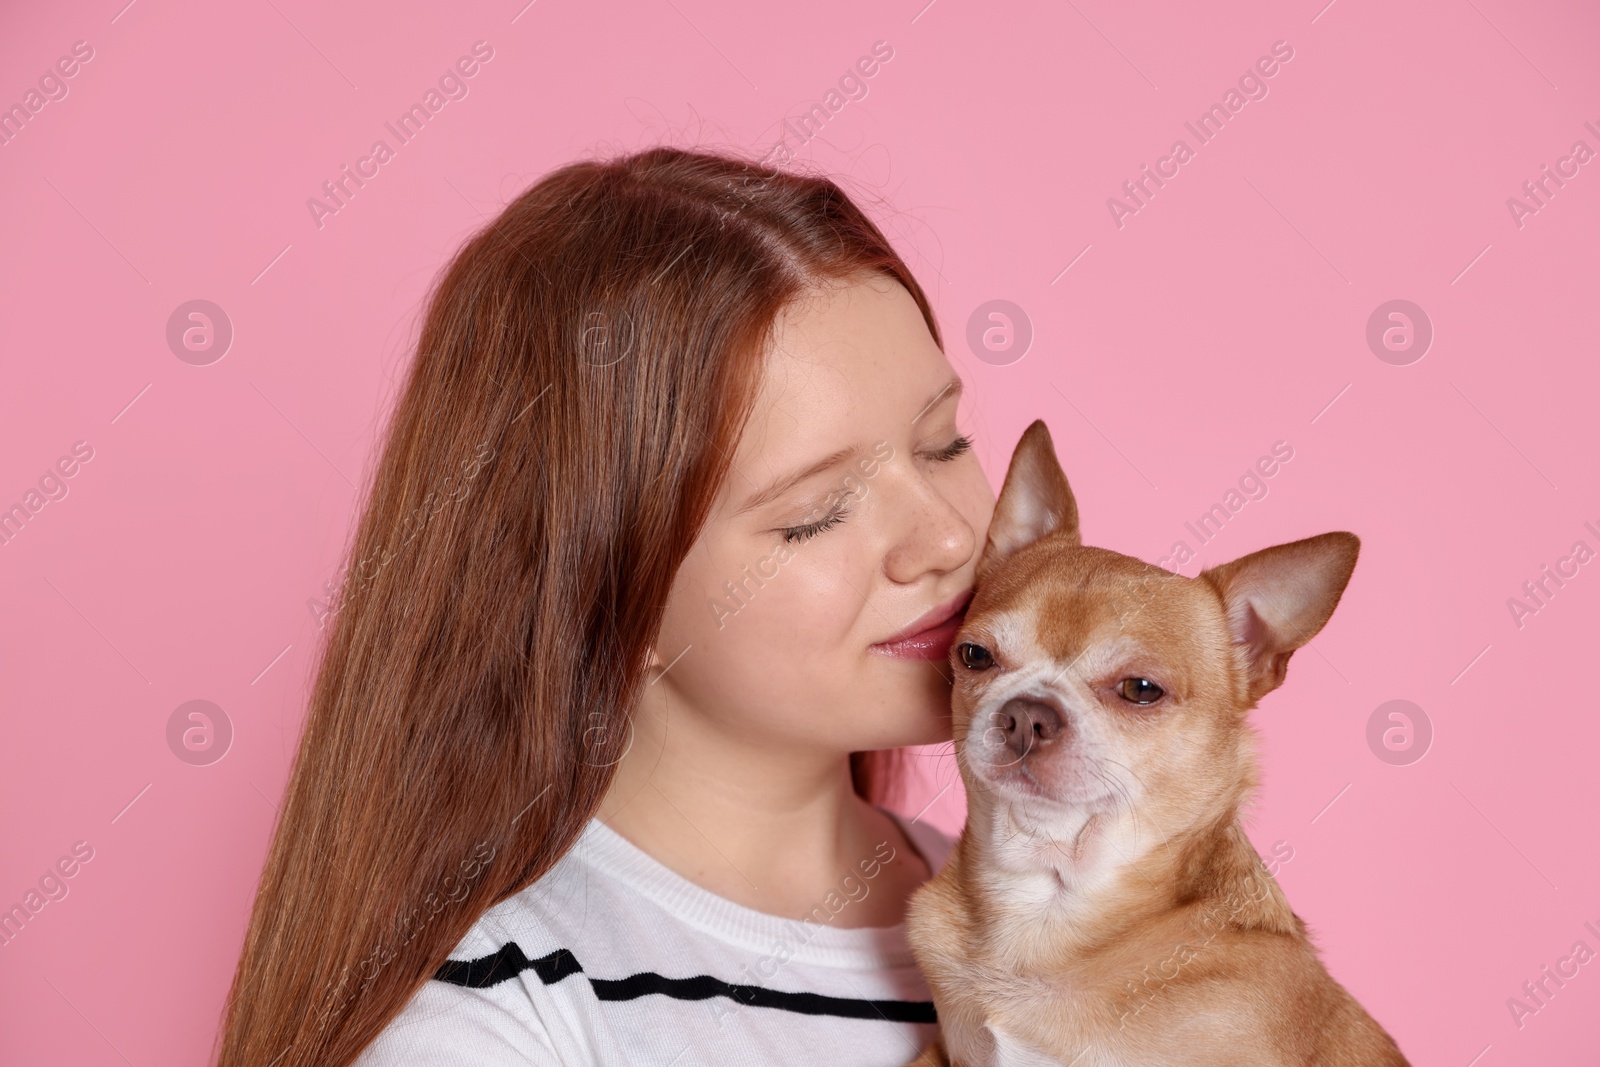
left=646, top=273, right=996, bottom=758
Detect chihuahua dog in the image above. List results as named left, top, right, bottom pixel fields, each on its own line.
left=903, top=421, right=1409, bottom=1067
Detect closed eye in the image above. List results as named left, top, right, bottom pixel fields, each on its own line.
left=778, top=434, right=971, bottom=543
left=923, top=434, right=973, bottom=462
left=780, top=502, right=853, bottom=544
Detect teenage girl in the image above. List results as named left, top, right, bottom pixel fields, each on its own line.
left=216, top=145, right=995, bottom=1067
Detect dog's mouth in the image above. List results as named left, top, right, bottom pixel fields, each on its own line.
left=977, top=753, right=1121, bottom=812
left=985, top=759, right=1054, bottom=799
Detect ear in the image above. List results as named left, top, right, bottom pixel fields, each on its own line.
left=1198, top=531, right=1360, bottom=706
left=977, top=420, right=1080, bottom=584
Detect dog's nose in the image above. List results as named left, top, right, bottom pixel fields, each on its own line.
left=991, top=696, right=1066, bottom=761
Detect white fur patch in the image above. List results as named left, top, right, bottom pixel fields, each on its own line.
left=990, top=1026, right=1064, bottom=1067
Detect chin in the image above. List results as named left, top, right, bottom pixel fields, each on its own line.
left=842, top=712, right=948, bottom=756
left=848, top=674, right=956, bottom=749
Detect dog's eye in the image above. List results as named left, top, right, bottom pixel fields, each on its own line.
left=956, top=642, right=994, bottom=670
left=1117, top=678, right=1164, bottom=705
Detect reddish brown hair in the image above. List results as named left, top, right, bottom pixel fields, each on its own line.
left=215, top=145, right=942, bottom=1067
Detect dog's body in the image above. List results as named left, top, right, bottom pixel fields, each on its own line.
left=904, top=421, right=1408, bottom=1067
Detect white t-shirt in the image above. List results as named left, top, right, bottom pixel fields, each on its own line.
left=355, top=807, right=955, bottom=1067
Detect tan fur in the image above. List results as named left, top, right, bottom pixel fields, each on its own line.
left=902, top=421, right=1409, bottom=1067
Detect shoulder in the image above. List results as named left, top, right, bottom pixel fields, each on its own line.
left=353, top=927, right=565, bottom=1067
left=353, top=983, right=563, bottom=1066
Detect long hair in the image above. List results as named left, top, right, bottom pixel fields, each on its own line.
left=214, top=145, right=943, bottom=1067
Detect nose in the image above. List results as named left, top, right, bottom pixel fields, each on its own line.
left=879, top=467, right=980, bottom=585
left=988, top=696, right=1067, bottom=762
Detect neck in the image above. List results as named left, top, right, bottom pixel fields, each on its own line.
left=595, top=686, right=927, bottom=926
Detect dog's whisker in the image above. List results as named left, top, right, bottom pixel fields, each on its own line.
left=1100, top=758, right=1175, bottom=865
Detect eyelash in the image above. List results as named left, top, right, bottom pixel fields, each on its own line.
left=778, top=434, right=975, bottom=544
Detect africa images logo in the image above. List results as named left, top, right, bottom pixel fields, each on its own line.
left=1106, top=40, right=1296, bottom=229
left=306, top=41, right=495, bottom=230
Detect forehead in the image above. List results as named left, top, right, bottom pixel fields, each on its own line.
left=730, top=275, right=948, bottom=465
left=969, top=546, right=1219, bottom=670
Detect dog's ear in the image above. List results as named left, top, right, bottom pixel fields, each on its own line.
left=978, top=420, right=1080, bottom=583
left=1199, top=532, right=1359, bottom=706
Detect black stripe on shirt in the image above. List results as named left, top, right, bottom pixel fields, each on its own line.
left=433, top=941, right=938, bottom=1024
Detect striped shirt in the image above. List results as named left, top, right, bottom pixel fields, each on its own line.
left=355, top=807, right=955, bottom=1066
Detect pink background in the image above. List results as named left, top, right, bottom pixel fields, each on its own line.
left=2, top=0, right=1598, bottom=1062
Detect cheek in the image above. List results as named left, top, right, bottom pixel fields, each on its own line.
left=1121, top=710, right=1211, bottom=787
left=653, top=537, right=890, bottom=740
left=655, top=532, right=876, bottom=693
left=954, top=461, right=997, bottom=541
left=681, top=536, right=866, bottom=635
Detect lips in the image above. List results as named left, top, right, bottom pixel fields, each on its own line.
left=870, top=588, right=974, bottom=661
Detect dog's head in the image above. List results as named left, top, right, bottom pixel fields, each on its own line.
left=950, top=420, right=1359, bottom=840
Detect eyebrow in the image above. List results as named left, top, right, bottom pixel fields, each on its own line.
left=911, top=375, right=963, bottom=425
left=732, top=375, right=963, bottom=517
